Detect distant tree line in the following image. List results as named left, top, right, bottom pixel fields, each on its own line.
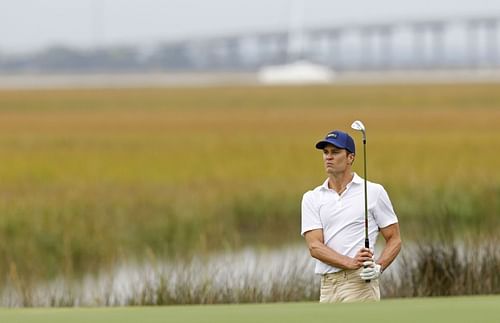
left=0, top=43, right=208, bottom=73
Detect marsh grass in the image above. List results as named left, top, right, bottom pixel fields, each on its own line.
left=0, top=85, right=498, bottom=284
left=1, top=245, right=318, bottom=306
left=383, top=239, right=500, bottom=298
left=2, top=239, right=499, bottom=307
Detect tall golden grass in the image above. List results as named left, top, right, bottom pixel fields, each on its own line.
left=0, top=84, right=498, bottom=283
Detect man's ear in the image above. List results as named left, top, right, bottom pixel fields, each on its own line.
left=348, top=153, right=355, bottom=164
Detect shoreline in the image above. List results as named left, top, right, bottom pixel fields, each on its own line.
left=1, top=69, right=500, bottom=89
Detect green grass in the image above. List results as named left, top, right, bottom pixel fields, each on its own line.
left=0, top=296, right=499, bottom=323
left=0, top=84, right=499, bottom=282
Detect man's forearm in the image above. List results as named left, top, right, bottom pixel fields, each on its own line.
left=376, top=237, right=401, bottom=271
left=309, top=242, right=356, bottom=270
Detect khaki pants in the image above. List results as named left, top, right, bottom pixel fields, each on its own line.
left=319, top=268, right=380, bottom=303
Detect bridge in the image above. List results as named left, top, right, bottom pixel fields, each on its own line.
left=166, top=15, right=500, bottom=71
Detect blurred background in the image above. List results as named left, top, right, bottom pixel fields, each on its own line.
left=0, top=0, right=499, bottom=306
left=2, top=0, right=500, bottom=85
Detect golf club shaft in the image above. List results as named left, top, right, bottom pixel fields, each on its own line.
left=363, top=138, right=370, bottom=283
left=350, top=121, right=371, bottom=283
left=363, top=138, right=368, bottom=247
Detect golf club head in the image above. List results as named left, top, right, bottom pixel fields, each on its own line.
left=351, top=120, right=366, bottom=140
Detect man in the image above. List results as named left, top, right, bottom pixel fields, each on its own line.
left=301, top=130, right=401, bottom=303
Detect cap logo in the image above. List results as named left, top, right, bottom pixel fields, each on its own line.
left=327, top=133, right=337, bottom=139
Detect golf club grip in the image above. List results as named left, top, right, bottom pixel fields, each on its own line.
left=364, top=238, right=370, bottom=283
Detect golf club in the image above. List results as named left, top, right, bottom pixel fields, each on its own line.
left=351, top=120, right=370, bottom=282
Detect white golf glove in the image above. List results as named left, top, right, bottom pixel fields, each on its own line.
left=360, top=261, right=382, bottom=281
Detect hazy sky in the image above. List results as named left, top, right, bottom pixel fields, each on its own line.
left=2, top=0, right=500, bottom=53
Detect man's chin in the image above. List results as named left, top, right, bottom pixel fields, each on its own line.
left=326, top=168, right=344, bottom=176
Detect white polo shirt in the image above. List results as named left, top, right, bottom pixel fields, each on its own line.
left=301, top=173, right=398, bottom=274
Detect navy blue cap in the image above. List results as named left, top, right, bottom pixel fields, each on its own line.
left=315, top=130, right=356, bottom=154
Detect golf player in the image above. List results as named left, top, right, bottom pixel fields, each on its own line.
left=301, top=130, right=401, bottom=303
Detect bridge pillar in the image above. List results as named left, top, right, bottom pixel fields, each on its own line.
left=360, top=28, right=375, bottom=70
left=466, top=21, right=480, bottom=68
left=430, top=23, right=445, bottom=68
left=327, top=30, right=342, bottom=69
left=412, top=24, right=427, bottom=68
left=485, top=19, right=499, bottom=66
left=379, top=26, right=394, bottom=69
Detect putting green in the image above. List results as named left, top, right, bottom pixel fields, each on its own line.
left=1, top=296, right=499, bottom=323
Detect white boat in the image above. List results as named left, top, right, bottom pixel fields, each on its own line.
left=257, top=60, right=335, bottom=85
left=257, top=0, right=335, bottom=85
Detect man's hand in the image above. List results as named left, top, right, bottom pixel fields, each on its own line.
left=360, top=260, right=382, bottom=280
left=354, top=248, right=374, bottom=268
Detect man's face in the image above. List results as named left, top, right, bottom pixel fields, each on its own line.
left=322, top=144, right=354, bottom=175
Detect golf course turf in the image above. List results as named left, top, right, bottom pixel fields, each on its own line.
left=0, top=295, right=499, bottom=323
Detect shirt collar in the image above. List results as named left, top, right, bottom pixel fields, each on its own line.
left=321, top=173, right=363, bottom=190
left=320, top=178, right=330, bottom=190
left=351, top=172, right=364, bottom=184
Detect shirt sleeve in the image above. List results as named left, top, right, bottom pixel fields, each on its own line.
left=373, top=185, right=398, bottom=229
left=301, top=191, right=323, bottom=236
